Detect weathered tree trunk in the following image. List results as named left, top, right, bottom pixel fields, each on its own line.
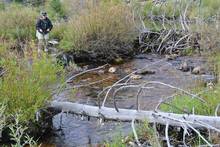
left=51, top=101, right=220, bottom=129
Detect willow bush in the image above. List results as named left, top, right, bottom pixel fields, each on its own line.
left=0, top=54, right=64, bottom=122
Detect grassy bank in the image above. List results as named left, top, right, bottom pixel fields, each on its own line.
left=0, top=4, right=37, bottom=42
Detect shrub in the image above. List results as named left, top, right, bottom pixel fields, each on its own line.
left=59, top=2, right=137, bottom=63
left=0, top=54, right=64, bottom=122
left=0, top=4, right=38, bottom=41
left=46, top=0, right=66, bottom=20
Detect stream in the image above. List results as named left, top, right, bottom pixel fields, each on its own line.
left=42, top=53, right=214, bottom=147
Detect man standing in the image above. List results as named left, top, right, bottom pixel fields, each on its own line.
left=36, top=11, right=53, bottom=55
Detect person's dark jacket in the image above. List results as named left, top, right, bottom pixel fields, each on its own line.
left=36, top=17, right=53, bottom=34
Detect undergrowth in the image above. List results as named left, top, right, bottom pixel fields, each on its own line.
left=0, top=52, right=64, bottom=122
left=60, top=1, right=137, bottom=51
left=0, top=4, right=37, bottom=42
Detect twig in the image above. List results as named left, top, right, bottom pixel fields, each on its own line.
left=66, top=64, right=108, bottom=83
left=0, top=70, right=7, bottom=77
left=101, top=59, right=165, bottom=107
left=112, top=85, right=154, bottom=112
left=142, top=81, right=207, bottom=103
left=56, top=64, right=108, bottom=95
left=155, top=94, right=177, bottom=111
left=165, top=123, right=171, bottom=147
left=131, top=118, right=141, bottom=146
left=215, top=104, right=220, bottom=117
left=186, top=123, right=212, bottom=147
left=64, top=77, right=111, bottom=90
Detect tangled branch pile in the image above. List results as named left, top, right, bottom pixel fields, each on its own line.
left=138, top=29, right=200, bottom=54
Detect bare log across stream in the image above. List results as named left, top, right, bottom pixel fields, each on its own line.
left=51, top=101, right=220, bottom=130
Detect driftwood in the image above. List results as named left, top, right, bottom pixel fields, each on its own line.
left=138, top=29, right=200, bottom=54
left=51, top=101, right=220, bottom=130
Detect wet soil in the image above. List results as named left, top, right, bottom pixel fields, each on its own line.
left=43, top=53, right=214, bottom=147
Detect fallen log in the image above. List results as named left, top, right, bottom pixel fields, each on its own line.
left=51, top=101, right=220, bottom=130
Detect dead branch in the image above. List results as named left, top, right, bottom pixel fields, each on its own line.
left=101, top=59, right=165, bottom=107
left=165, top=123, right=171, bottom=147
left=215, top=104, right=220, bottom=116
left=56, top=64, right=108, bottom=95
left=131, top=119, right=141, bottom=146
left=51, top=101, right=220, bottom=130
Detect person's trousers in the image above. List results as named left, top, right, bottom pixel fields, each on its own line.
left=36, top=30, right=49, bottom=53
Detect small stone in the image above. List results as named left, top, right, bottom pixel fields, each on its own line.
left=165, top=54, right=178, bottom=61
left=128, top=141, right=135, bottom=146
left=130, top=74, right=142, bottom=80
left=113, top=57, right=123, bottom=64
left=98, top=69, right=105, bottom=74
left=108, top=67, right=117, bottom=73
left=124, top=68, right=132, bottom=73
left=191, top=66, right=205, bottom=75
left=136, top=69, right=156, bottom=75
left=48, top=40, right=59, bottom=45
left=180, top=61, right=190, bottom=72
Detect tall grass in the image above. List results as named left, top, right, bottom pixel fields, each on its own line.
left=60, top=2, right=137, bottom=52
left=45, top=0, right=66, bottom=20
left=0, top=4, right=38, bottom=41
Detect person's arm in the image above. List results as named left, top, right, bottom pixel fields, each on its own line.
left=47, top=18, right=53, bottom=31
left=36, top=19, right=43, bottom=33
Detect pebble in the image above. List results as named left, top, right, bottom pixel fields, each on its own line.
left=98, top=69, right=105, bottom=74
left=108, top=67, right=117, bottom=73
left=136, top=69, right=156, bottom=75
left=130, top=74, right=142, bottom=80
left=191, top=66, right=205, bottom=75
left=180, top=61, right=190, bottom=72
left=165, top=54, right=178, bottom=61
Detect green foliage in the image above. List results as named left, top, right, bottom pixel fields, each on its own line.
left=105, top=134, right=126, bottom=147
left=0, top=4, right=38, bottom=41
left=0, top=2, right=5, bottom=11
left=50, top=22, right=66, bottom=40
left=9, top=114, right=37, bottom=147
left=59, top=2, right=137, bottom=51
left=160, top=55, right=220, bottom=116
left=0, top=55, right=64, bottom=122
left=107, top=121, right=159, bottom=146
left=46, top=0, right=66, bottom=20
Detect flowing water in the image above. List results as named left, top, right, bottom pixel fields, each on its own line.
left=42, top=53, right=214, bottom=147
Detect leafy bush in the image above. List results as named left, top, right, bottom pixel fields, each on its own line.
left=59, top=1, right=137, bottom=63
left=46, top=0, right=66, bottom=20
left=0, top=4, right=38, bottom=41
left=0, top=54, right=64, bottom=122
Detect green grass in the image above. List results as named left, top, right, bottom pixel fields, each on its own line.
left=161, top=55, right=220, bottom=116
left=0, top=4, right=38, bottom=42
left=106, top=121, right=159, bottom=146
